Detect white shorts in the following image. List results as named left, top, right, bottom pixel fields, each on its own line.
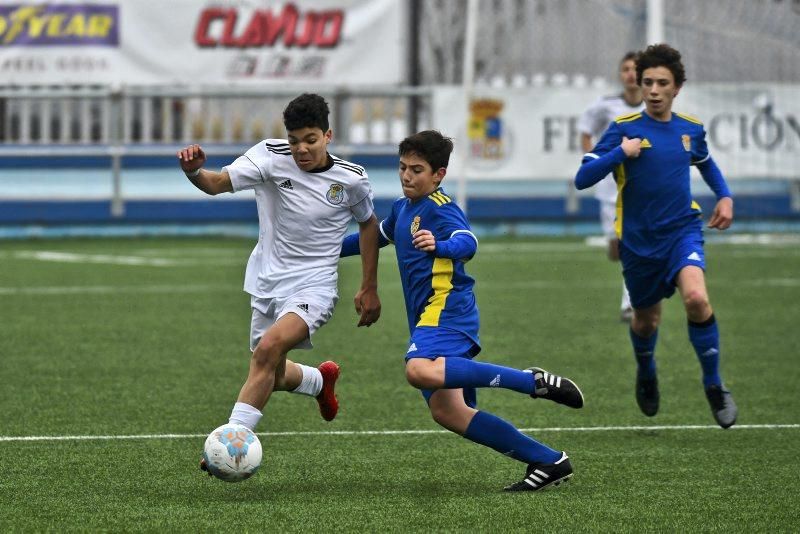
left=249, top=287, right=338, bottom=351
left=599, top=201, right=617, bottom=241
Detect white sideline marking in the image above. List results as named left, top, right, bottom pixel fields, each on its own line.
left=133, top=247, right=245, bottom=256
left=708, top=233, right=800, bottom=246
left=10, top=251, right=242, bottom=267
left=14, top=251, right=181, bottom=267
left=1, top=424, right=797, bottom=443
left=0, top=284, right=236, bottom=295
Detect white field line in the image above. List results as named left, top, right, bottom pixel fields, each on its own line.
left=13, top=251, right=182, bottom=266
left=132, top=247, right=248, bottom=257
left=0, top=284, right=238, bottom=295
left=10, top=251, right=244, bottom=267
left=8, top=250, right=389, bottom=266
left=1, top=424, right=797, bottom=443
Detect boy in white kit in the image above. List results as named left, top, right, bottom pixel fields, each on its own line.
left=578, top=52, right=644, bottom=322
left=177, top=94, right=381, bottom=468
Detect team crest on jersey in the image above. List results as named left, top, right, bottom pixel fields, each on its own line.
left=682, top=134, right=691, bottom=152
left=326, top=184, right=344, bottom=205
left=410, top=216, right=421, bottom=234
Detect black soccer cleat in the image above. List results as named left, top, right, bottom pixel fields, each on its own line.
left=705, top=384, right=737, bottom=429
left=527, top=367, right=584, bottom=409
left=504, top=452, right=573, bottom=492
left=635, top=375, right=660, bottom=416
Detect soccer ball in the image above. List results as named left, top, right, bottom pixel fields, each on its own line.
left=202, top=424, right=262, bottom=482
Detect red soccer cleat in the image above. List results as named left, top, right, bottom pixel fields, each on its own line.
left=316, top=361, right=340, bottom=421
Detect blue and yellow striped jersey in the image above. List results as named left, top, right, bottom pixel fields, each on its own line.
left=584, top=111, right=710, bottom=257
left=379, top=188, right=480, bottom=345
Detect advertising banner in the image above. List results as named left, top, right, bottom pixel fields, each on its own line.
left=433, top=85, right=800, bottom=180
left=0, top=0, right=403, bottom=85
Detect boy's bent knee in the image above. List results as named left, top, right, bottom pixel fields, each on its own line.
left=682, top=290, right=710, bottom=317
left=251, top=342, right=283, bottom=369
left=632, top=311, right=660, bottom=336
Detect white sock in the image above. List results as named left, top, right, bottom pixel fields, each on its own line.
left=291, top=364, right=323, bottom=397
left=621, top=280, right=632, bottom=310
left=228, top=401, right=262, bottom=431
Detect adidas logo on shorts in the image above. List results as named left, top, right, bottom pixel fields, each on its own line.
left=297, top=303, right=309, bottom=312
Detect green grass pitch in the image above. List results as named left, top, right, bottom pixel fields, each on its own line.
left=1, top=236, right=798, bottom=531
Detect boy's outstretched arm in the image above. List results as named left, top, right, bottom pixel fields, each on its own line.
left=340, top=223, right=391, bottom=257
left=354, top=215, right=381, bottom=327
left=177, top=144, right=233, bottom=195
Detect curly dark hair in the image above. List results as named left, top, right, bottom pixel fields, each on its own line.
left=283, top=93, right=330, bottom=132
left=399, top=130, right=454, bottom=171
left=636, top=44, right=687, bottom=87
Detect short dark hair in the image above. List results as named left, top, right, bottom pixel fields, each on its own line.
left=620, top=51, right=637, bottom=66
left=398, top=130, right=454, bottom=171
left=283, top=93, right=330, bottom=132
left=636, top=44, right=687, bottom=87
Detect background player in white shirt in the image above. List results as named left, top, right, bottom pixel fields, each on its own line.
left=578, top=52, right=644, bottom=322
left=177, top=94, right=381, bottom=459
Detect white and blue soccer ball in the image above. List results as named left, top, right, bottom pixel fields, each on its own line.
left=203, top=424, right=262, bottom=482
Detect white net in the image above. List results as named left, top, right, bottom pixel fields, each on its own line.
left=664, top=0, right=800, bottom=82
left=419, top=0, right=800, bottom=85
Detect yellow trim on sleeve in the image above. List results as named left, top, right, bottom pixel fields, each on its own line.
left=615, top=112, right=642, bottom=124
left=675, top=112, right=703, bottom=125
left=416, top=258, right=454, bottom=327
left=614, top=164, right=627, bottom=239
left=429, top=191, right=452, bottom=206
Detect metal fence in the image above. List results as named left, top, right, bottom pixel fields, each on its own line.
left=0, top=85, right=432, bottom=147
left=0, top=86, right=432, bottom=218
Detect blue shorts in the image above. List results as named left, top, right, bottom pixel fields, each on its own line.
left=406, top=326, right=481, bottom=409
left=620, top=229, right=706, bottom=309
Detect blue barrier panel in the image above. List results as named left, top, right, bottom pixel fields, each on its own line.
left=1, top=195, right=796, bottom=225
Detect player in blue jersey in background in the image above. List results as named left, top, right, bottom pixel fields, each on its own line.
left=341, top=130, right=584, bottom=492
left=574, top=44, right=737, bottom=428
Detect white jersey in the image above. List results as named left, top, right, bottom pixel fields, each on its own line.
left=223, top=139, right=374, bottom=298
left=578, top=94, right=644, bottom=204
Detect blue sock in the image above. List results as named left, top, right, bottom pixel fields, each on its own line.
left=630, top=327, right=658, bottom=379
left=444, top=357, right=534, bottom=394
left=463, top=411, right=561, bottom=464
left=688, top=315, right=722, bottom=387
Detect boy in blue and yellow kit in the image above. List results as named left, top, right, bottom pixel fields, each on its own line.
left=342, top=130, right=584, bottom=492
left=575, top=44, right=737, bottom=428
